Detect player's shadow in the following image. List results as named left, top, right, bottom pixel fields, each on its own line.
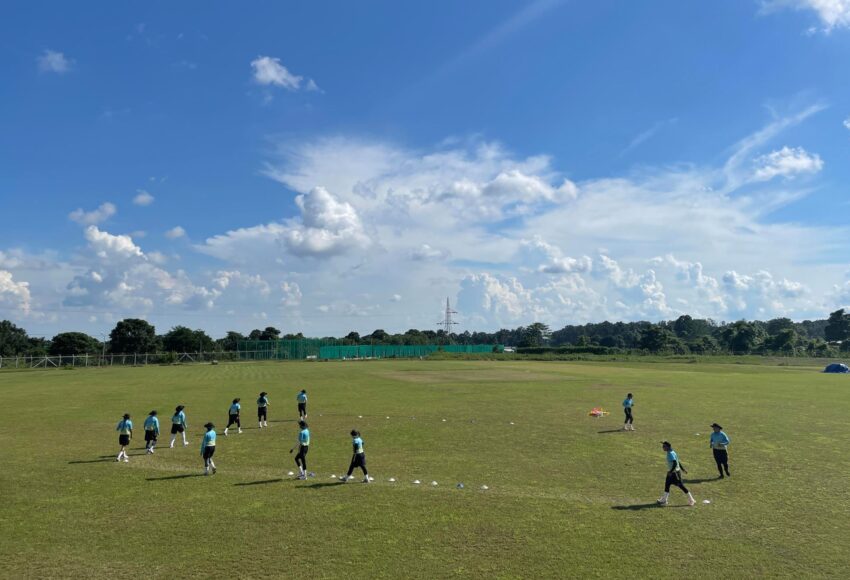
left=146, top=474, right=205, bottom=481
left=597, top=429, right=627, bottom=434
left=69, top=458, right=118, bottom=464
left=300, top=481, right=345, bottom=489
left=233, top=478, right=284, bottom=486
left=611, top=503, right=688, bottom=511
left=683, top=477, right=721, bottom=484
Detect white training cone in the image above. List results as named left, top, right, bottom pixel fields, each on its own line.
left=386, top=416, right=390, bottom=419
left=287, top=471, right=295, bottom=476
left=389, top=477, right=396, bottom=482
left=442, top=419, right=446, bottom=422
left=358, top=415, right=363, bottom=419
left=703, top=499, right=711, bottom=504
left=413, top=480, right=421, bottom=484
left=480, top=485, right=489, bottom=490
left=331, top=474, right=337, bottom=479
left=456, top=483, right=464, bottom=489
left=431, top=481, right=438, bottom=486
left=510, top=422, right=515, bottom=425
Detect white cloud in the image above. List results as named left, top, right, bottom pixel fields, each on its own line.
left=250, top=56, right=318, bottom=93
left=280, top=281, right=302, bottom=306
left=751, top=146, right=823, bottom=181
left=410, top=244, right=450, bottom=262
left=844, top=116, right=850, bottom=130
left=165, top=226, right=186, bottom=239
left=761, top=0, right=850, bottom=31
left=0, top=270, right=32, bottom=314
left=520, top=236, right=592, bottom=274
left=37, top=50, right=73, bottom=74
left=391, top=294, right=402, bottom=302
left=133, top=190, right=155, bottom=206
left=198, top=186, right=369, bottom=261
left=69, top=203, right=117, bottom=226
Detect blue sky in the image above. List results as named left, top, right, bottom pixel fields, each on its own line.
left=2, top=0, right=850, bottom=339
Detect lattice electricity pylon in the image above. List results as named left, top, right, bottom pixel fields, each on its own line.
left=437, top=297, right=458, bottom=333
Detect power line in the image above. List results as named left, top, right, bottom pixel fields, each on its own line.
left=436, top=297, right=458, bottom=333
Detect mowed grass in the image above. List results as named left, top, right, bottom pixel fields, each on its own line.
left=1, top=359, right=849, bottom=579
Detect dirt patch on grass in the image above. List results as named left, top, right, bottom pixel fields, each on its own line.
left=377, top=370, right=556, bottom=383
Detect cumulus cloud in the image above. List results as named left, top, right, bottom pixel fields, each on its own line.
left=761, top=0, right=850, bottom=31
left=37, top=49, right=73, bottom=74
left=133, top=190, right=155, bottom=206
left=0, top=270, right=32, bottom=314
left=844, top=116, right=850, bottom=130
left=199, top=186, right=369, bottom=262
left=165, top=226, right=186, bottom=239
left=250, top=56, right=318, bottom=92
left=280, top=281, right=302, bottom=306
left=751, top=146, right=823, bottom=181
left=69, top=202, right=117, bottom=226
left=520, top=236, right=592, bottom=274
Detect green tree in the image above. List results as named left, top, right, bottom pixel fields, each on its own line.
left=217, top=331, right=245, bottom=352
left=824, top=309, right=850, bottom=342
left=720, top=321, right=766, bottom=355
left=49, top=332, right=101, bottom=356
left=765, top=328, right=798, bottom=354
left=109, top=319, right=157, bottom=354
left=344, top=331, right=361, bottom=344
left=0, top=320, right=32, bottom=356
left=640, top=325, right=675, bottom=353
left=259, top=327, right=281, bottom=341
left=520, top=323, right=551, bottom=347
left=163, top=326, right=214, bottom=352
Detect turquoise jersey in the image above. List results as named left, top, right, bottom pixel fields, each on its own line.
left=299, top=428, right=310, bottom=446
left=172, top=411, right=187, bottom=428
left=116, top=419, right=133, bottom=434
left=623, top=398, right=634, bottom=408
left=666, top=450, right=680, bottom=472
left=297, top=392, right=307, bottom=403
left=200, top=430, right=216, bottom=455
left=352, top=436, right=364, bottom=455
left=710, top=431, right=730, bottom=450
left=143, top=416, right=159, bottom=434
left=257, top=396, right=269, bottom=407
left=229, top=402, right=241, bottom=415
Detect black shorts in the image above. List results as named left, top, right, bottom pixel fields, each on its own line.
left=352, top=453, right=366, bottom=469
left=298, top=403, right=307, bottom=414
left=118, top=434, right=130, bottom=446
left=203, top=446, right=216, bottom=460
left=171, top=424, right=185, bottom=434
left=296, top=445, right=309, bottom=457
left=258, top=407, right=267, bottom=419
left=144, top=430, right=158, bottom=442
left=227, top=413, right=239, bottom=424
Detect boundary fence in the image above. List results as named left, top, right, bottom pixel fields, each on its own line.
left=0, top=351, right=255, bottom=369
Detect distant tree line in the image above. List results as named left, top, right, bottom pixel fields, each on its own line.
left=1, top=310, right=849, bottom=358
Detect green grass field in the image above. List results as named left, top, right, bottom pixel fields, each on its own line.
left=2, top=359, right=849, bottom=578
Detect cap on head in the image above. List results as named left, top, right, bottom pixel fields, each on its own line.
left=176, top=405, right=185, bottom=412
left=711, top=423, right=722, bottom=430
left=260, top=391, right=267, bottom=396
left=204, top=422, right=215, bottom=429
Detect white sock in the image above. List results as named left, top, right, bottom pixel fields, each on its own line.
left=182, top=433, right=187, bottom=444
left=117, top=451, right=123, bottom=460
left=687, top=492, right=695, bottom=501
left=660, top=492, right=669, bottom=502
left=170, top=435, right=176, bottom=446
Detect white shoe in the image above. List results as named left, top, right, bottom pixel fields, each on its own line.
left=170, top=443, right=174, bottom=448
left=238, top=428, right=242, bottom=434
left=183, top=442, right=189, bottom=447
left=150, top=448, right=155, bottom=454
left=688, top=497, right=696, bottom=506
left=657, top=499, right=667, bottom=506
left=362, top=477, right=370, bottom=484
left=116, top=457, right=121, bottom=462
left=339, top=476, right=349, bottom=482
left=264, top=422, right=268, bottom=427
left=224, top=429, right=228, bottom=436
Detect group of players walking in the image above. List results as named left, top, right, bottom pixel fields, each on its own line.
left=114, top=388, right=370, bottom=482
left=621, top=393, right=732, bottom=506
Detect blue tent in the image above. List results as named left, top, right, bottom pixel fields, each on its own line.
left=823, top=363, right=849, bottom=374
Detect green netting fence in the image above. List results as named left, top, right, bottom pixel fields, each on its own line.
left=237, top=340, right=502, bottom=360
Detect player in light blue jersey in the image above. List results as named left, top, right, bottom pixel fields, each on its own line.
left=201, top=422, right=217, bottom=475
left=115, top=413, right=133, bottom=463
left=709, top=423, right=731, bottom=478
left=224, top=398, right=242, bottom=436
left=143, top=410, right=160, bottom=454
left=658, top=441, right=695, bottom=506
left=340, top=429, right=369, bottom=483
left=622, top=393, right=635, bottom=431
left=290, top=420, right=310, bottom=479
left=296, top=389, right=308, bottom=420
left=169, top=405, right=189, bottom=448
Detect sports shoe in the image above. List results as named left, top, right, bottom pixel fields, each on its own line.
left=116, top=457, right=121, bottom=462
left=212, top=466, right=217, bottom=475
left=263, top=421, right=268, bottom=427
left=297, top=474, right=307, bottom=480
left=688, top=497, right=696, bottom=506
left=224, top=429, right=228, bottom=436
left=183, top=442, right=189, bottom=447
left=362, top=477, right=370, bottom=484
left=169, top=443, right=174, bottom=448
left=339, top=476, right=349, bottom=483
left=657, top=498, right=668, bottom=506
left=238, top=428, right=243, bottom=434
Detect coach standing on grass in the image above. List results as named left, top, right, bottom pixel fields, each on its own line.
left=710, top=423, right=731, bottom=478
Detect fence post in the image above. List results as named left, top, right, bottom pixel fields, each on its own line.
left=134, top=353, right=137, bottom=366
